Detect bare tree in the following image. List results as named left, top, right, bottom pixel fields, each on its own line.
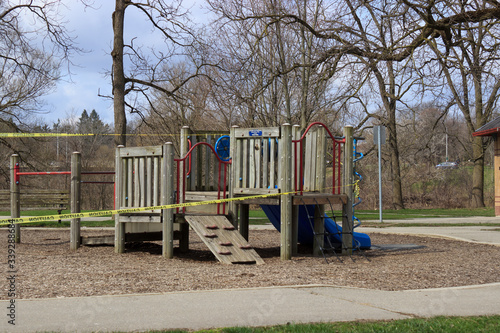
left=207, top=0, right=338, bottom=128
left=324, top=1, right=433, bottom=209
left=0, top=1, right=80, bottom=129
left=111, top=0, right=209, bottom=146
left=135, top=62, right=223, bottom=149
left=424, top=1, right=500, bottom=207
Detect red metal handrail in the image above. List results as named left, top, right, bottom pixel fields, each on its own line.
left=186, top=138, right=192, bottom=176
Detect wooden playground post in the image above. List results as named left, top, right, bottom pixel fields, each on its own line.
left=163, top=142, right=175, bottom=258
left=292, top=125, right=301, bottom=255
left=10, top=154, right=20, bottom=243
left=229, top=125, right=240, bottom=228
left=70, top=152, right=81, bottom=250
left=115, top=145, right=125, bottom=253
left=280, top=123, right=293, bottom=260
left=178, top=127, right=191, bottom=251
left=342, top=125, right=354, bottom=255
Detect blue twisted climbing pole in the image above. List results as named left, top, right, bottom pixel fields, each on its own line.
left=352, top=138, right=363, bottom=228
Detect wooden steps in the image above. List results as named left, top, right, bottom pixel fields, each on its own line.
left=184, top=215, right=264, bottom=265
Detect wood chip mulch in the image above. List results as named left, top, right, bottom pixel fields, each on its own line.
left=1, top=228, right=500, bottom=300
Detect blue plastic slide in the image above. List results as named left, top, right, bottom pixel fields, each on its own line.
left=260, top=205, right=371, bottom=249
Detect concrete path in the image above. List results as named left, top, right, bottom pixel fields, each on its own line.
left=2, top=283, right=500, bottom=333
left=360, top=225, right=500, bottom=246
left=2, top=218, right=500, bottom=332
left=359, top=215, right=500, bottom=246
left=365, top=216, right=500, bottom=224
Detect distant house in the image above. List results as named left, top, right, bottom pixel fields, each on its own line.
left=473, top=116, right=500, bottom=216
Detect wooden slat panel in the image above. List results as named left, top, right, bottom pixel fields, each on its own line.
left=236, top=139, right=242, bottom=188
left=255, top=139, right=261, bottom=188
left=270, top=138, right=276, bottom=188
left=233, top=127, right=280, bottom=138
left=262, top=138, right=269, bottom=188
left=184, top=191, right=219, bottom=214
left=233, top=188, right=279, bottom=195
left=153, top=156, right=159, bottom=206
left=119, top=215, right=162, bottom=223
left=127, top=158, right=133, bottom=207
left=190, top=135, right=198, bottom=191
left=185, top=191, right=219, bottom=201
left=121, top=158, right=127, bottom=208
left=119, top=146, right=162, bottom=157
left=212, top=135, right=220, bottom=190
left=316, top=127, right=326, bottom=192
left=304, top=131, right=317, bottom=191
left=235, top=197, right=280, bottom=205
left=146, top=157, right=152, bottom=207
left=249, top=138, right=255, bottom=188
left=242, top=139, right=248, bottom=188
left=292, top=194, right=347, bottom=205
left=133, top=158, right=139, bottom=207
left=139, top=157, right=146, bottom=207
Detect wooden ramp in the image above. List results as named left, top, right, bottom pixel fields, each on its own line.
left=184, top=215, right=264, bottom=265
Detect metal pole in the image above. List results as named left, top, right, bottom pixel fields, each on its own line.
left=378, top=127, right=383, bottom=223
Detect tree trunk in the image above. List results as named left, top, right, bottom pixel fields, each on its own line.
left=372, top=59, right=405, bottom=210
left=471, top=135, right=485, bottom=208
left=387, top=112, right=405, bottom=210
left=112, top=0, right=127, bottom=146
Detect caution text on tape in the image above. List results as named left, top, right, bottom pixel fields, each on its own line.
left=0, top=191, right=294, bottom=226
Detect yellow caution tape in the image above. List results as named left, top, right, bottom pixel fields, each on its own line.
left=0, top=191, right=295, bottom=226
left=354, top=180, right=360, bottom=199
left=0, top=184, right=361, bottom=226
left=0, top=133, right=96, bottom=138
left=0, top=132, right=229, bottom=138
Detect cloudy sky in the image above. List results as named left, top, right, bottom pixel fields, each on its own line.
left=42, top=2, right=114, bottom=124
left=41, top=1, right=205, bottom=125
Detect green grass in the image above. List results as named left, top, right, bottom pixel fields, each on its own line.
left=148, top=315, right=500, bottom=332
left=0, top=209, right=70, bottom=217
left=1, top=207, right=496, bottom=228
left=246, top=207, right=497, bottom=226
left=362, top=222, right=500, bottom=228
left=350, top=207, right=495, bottom=220
left=246, top=207, right=494, bottom=222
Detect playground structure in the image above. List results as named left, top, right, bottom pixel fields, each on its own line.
left=7, top=122, right=371, bottom=263
left=113, top=122, right=370, bottom=263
